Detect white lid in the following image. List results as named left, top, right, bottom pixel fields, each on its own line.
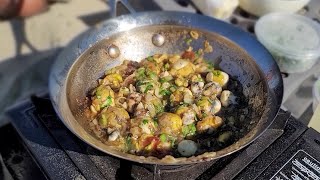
left=255, top=13, right=320, bottom=59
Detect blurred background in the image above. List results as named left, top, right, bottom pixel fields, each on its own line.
left=1, top=0, right=320, bottom=127
left=0, top=0, right=108, bottom=126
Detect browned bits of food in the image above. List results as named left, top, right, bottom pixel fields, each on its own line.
left=181, top=51, right=195, bottom=60
left=190, top=30, right=199, bottom=40
left=87, top=47, right=246, bottom=158
left=204, top=40, right=213, bottom=53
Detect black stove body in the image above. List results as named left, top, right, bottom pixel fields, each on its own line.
left=6, top=95, right=320, bottom=180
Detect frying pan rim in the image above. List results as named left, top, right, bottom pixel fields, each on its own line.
left=49, top=11, right=283, bottom=165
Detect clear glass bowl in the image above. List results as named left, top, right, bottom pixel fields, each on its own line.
left=255, top=13, right=320, bottom=73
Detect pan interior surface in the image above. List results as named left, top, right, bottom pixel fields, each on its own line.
left=65, top=25, right=269, bottom=164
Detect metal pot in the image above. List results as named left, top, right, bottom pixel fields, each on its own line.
left=49, top=0, right=283, bottom=165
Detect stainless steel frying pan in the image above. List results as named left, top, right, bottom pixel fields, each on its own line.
left=49, top=0, right=283, bottom=165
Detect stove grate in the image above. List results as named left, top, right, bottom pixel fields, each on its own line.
left=6, top=95, right=318, bottom=180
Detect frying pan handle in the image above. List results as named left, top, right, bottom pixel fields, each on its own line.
left=110, top=0, right=136, bottom=17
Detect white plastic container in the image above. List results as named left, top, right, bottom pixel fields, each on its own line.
left=239, top=0, right=310, bottom=17
left=191, top=0, right=239, bottom=20
left=255, top=13, right=320, bottom=73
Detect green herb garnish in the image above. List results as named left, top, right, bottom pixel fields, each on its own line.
left=106, top=96, right=112, bottom=104
left=182, top=126, right=189, bottom=136
left=159, top=78, right=167, bottom=83
left=204, top=60, right=215, bottom=69
left=185, top=38, right=192, bottom=45
left=136, top=67, right=146, bottom=80
left=164, top=63, right=170, bottom=70
left=147, top=56, right=155, bottom=62
left=168, top=136, right=177, bottom=147
left=212, top=70, right=221, bottom=76
left=142, top=119, right=149, bottom=125
left=99, top=114, right=108, bottom=127
left=95, top=88, right=102, bottom=96
left=169, top=85, right=177, bottom=92
left=203, top=112, right=208, bottom=118
left=146, top=69, right=157, bottom=79
left=195, top=50, right=200, bottom=58
left=189, top=124, right=196, bottom=135
left=159, top=134, right=167, bottom=142
left=155, top=104, right=164, bottom=114
left=144, top=83, right=154, bottom=93
left=198, top=78, right=204, bottom=82
left=125, top=136, right=132, bottom=151
left=101, top=96, right=113, bottom=108
left=153, top=120, right=158, bottom=127
left=182, top=123, right=196, bottom=136
left=160, top=89, right=171, bottom=96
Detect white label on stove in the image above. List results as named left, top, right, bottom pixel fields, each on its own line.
left=271, top=150, right=320, bottom=180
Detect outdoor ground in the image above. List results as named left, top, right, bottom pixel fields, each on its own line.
left=0, top=0, right=108, bottom=126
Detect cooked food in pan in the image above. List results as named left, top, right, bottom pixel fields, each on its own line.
left=87, top=45, right=250, bottom=158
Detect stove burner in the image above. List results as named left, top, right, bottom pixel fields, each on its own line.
left=6, top=94, right=320, bottom=180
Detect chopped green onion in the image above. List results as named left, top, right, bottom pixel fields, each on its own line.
left=147, top=71, right=157, bottom=79
left=182, top=123, right=197, bottom=136
left=99, top=114, right=108, bottom=127
left=160, top=89, right=171, bottom=96
left=154, top=104, right=164, bottom=114
left=137, top=67, right=145, bottom=74
left=142, top=119, right=149, bottom=125
left=195, top=51, right=200, bottom=58
left=195, top=49, right=203, bottom=57
left=159, top=78, right=167, bottom=83
left=160, top=76, right=173, bottom=83
left=203, top=112, right=208, bottom=118
left=159, top=134, right=167, bottom=142
left=204, top=60, right=215, bottom=69
left=145, top=68, right=157, bottom=78
left=168, top=136, right=177, bottom=147
left=189, top=124, right=196, bottom=135
left=169, top=85, right=177, bottom=92
left=144, top=83, right=153, bottom=93
left=197, top=77, right=204, bottom=82
left=136, top=68, right=146, bottom=79
left=182, top=126, right=189, bottom=136
left=164, top=63, right=170, bottom=70
left=213, top=70, right=221, bottom=76
left=153, top=120, right=158, bottom=127
left=96, top=90, right=102, bottom=96
left=106, top=96, right=113, bottom=104
left=185, top=38, right=192, bottom=45
left=101, top=96, right=113, bottom=108
left=136, top=80, right=142, bottom=87
left=125, top=136, right=132, bottom=151
left=147, top=56, right=154, bottom=62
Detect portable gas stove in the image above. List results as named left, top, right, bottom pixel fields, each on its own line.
left=3, top=94, right=320, bottom=180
